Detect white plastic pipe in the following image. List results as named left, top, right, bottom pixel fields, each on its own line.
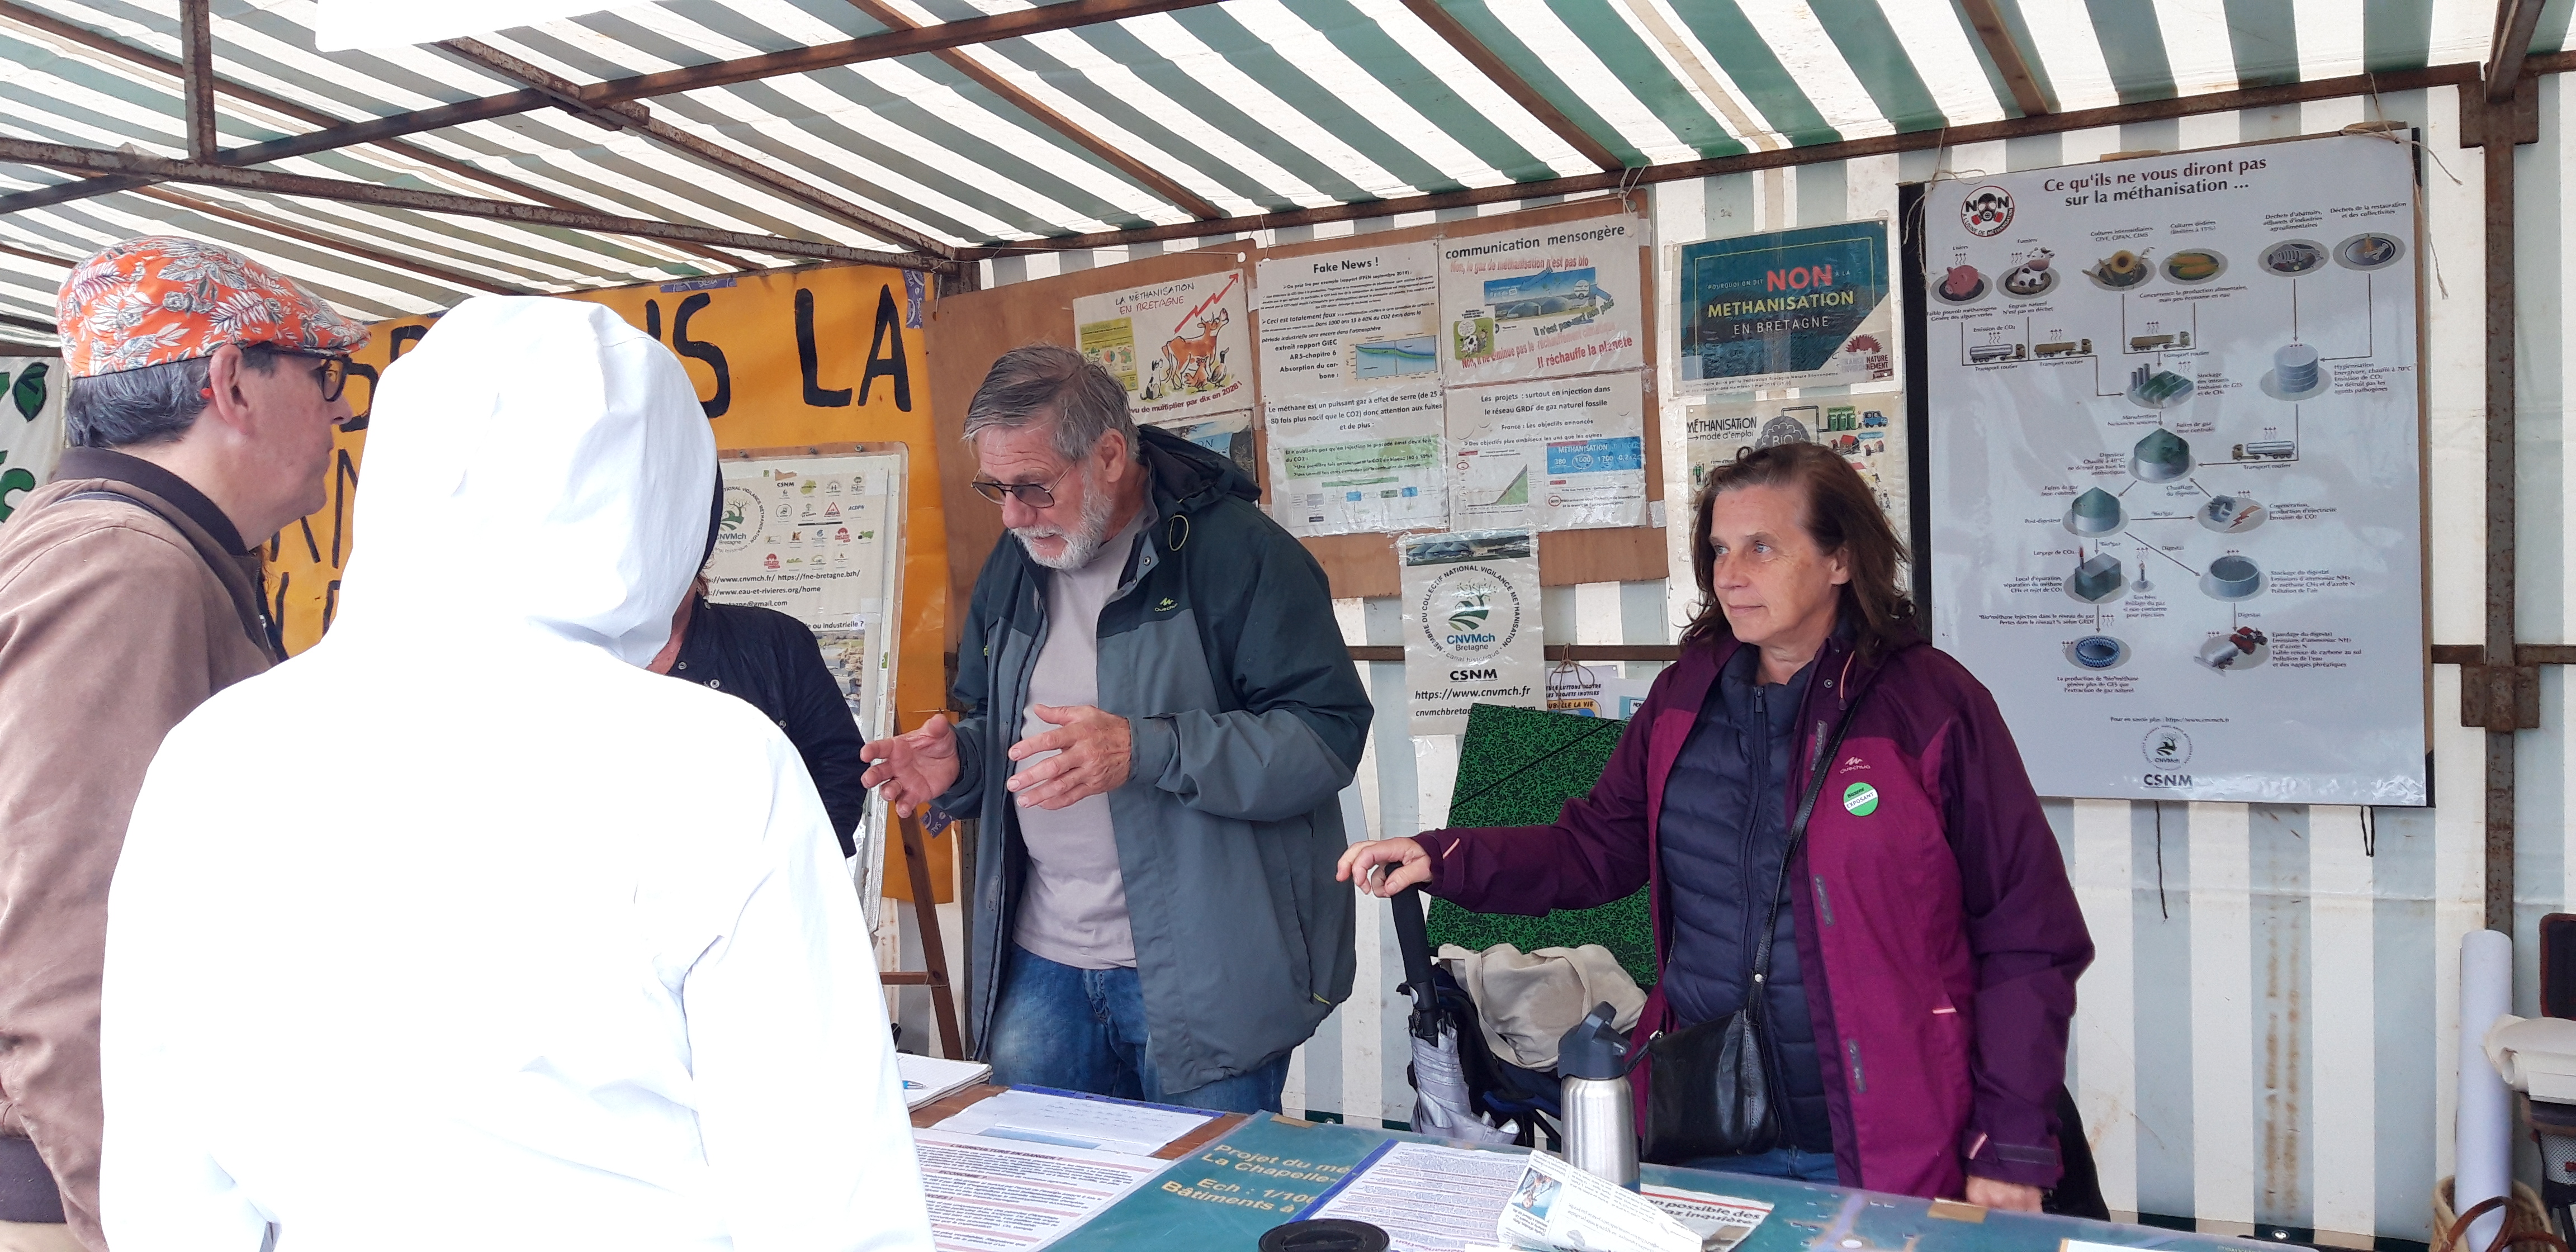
left=2460, top=929, right=2516, bottom=1252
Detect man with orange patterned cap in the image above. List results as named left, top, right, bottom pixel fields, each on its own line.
left=0, top=236, right=366, bottom=1251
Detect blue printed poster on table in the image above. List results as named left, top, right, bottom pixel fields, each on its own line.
left=1678, top=220, right=1895, bottom=395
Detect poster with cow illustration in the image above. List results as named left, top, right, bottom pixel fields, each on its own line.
left=1074, top=271, right=1252, bottom=437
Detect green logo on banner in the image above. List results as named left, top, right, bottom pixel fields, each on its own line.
left=1841, top=782, right=1879, bottom=817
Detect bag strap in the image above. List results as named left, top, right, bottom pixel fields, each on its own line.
left=1746, top=660, right=1883, bottom=994
left=53, top=488, right=276, bottom=658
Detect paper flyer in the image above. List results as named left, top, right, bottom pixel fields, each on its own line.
left=1264, top=386, right=1447, bottom=536
left=1686, top=393, right=1906, bottom=528
left=1304, top=1141, right=1530, bottom=1252
left=1440, top=215, right=1646, bottom=386
left=1074, top=271, right=1252, bottom=424
left=1491, top=1151, right=1699, bottom=1252
left=1403, top=529, right=1543, bottom=736
left=708, top=456, right=902, bottom=742
left=0, top=357, right=63, bottom=526
left=1677, top=220, right=1895, bottom=395
left=1447, top=374, right=1648, bottom=532
left=911, top=1128, right=1164, bottom=1251
left=1925, top=131, right=2427, bottom=803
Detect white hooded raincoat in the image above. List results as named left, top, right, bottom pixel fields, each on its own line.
left=96, top=297, right=932, bottom=1251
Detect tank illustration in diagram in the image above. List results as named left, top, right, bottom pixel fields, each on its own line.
left=1926, top=132, right=2427, bottom=805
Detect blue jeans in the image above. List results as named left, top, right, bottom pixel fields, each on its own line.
left=1677, top=1146, right=1840, bottom=1184
left=985, top=944, right=1291, bottom=1115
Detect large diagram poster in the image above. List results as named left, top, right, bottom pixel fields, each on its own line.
left=707, top=452, right=905, bottom=748
left=1926, top=133, right=2426, bottom=804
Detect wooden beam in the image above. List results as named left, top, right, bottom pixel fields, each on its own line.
left=0, top=239, right=74, bottom=267
left=438, top=37, right=956, bottom=258
left=0, top=339, right=57, bottom=354
left=1396, top=0, right=1622, bottom=173
left=129, top=184, right=525, bottom=294
left=574, top=0, right=1223, bottom=105
left=1957, top=0, right=2049, bottom=117
left=0, top=2, right=753, bottom=269
left=968, top=60, right=2492, bottom=254
left=177, top=0, right=216, bottom=161
left=841, top=0, right=1226, bottom=220
left=0, top=136, right=951, bottom=270
left=2490, top=0, right=2548, bottom=102
left=0, top=311, right=55, bottom=336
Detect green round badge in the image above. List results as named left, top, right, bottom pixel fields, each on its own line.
left=1841, top=782, right=1879, bottom=817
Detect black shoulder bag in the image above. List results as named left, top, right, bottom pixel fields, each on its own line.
left=1639, top=665, right=1879, bottom=1164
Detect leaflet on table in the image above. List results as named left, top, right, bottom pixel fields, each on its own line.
left=1265, top=386, right=1446, bottom=536
left=912, top=1128, right=1166, bottom=1252
left=1305, top=1140, right=1531, bottom=1252
left=1639, top=1185, right=1772, bottom=1252
left=934, top=1087, right=1219, bottom=1157
left=1448, top=374, right=1647, bottom=532
left=1687, top=393, right=1906, bottom=530
left=899, top=1054, right=992, bottom=1109
left=1442, top=215, right=1646, bottom=386
left=1402, top=529, right=1543, bottom=736
left=1073, top=271, right=1252, bottom=424
left=1491, top=1151, right=1702, bottom=1252
left=1677, top=220, right=1895, bottom=395
left=1256, top=240, right=1441, bottom=399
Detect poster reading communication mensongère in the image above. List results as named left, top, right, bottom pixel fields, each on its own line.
left=1925, top=132, right=2426, bottom=804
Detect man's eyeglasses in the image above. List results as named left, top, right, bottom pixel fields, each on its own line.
left=285, top=353, right=352, bottom=404
left=970, top=477, right=1064, bottom=508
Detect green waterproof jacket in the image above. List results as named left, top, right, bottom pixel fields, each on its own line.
left=931, top=425, right=1372, bottom=1092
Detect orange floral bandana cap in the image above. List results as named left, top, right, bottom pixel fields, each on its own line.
left=56, top=235, right=371, bottom=378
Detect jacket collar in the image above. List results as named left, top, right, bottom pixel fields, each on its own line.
left=53, top=447, right=250, bottom=554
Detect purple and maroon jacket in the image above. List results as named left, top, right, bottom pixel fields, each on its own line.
left=1418, top=625, right=2092, bottom=1198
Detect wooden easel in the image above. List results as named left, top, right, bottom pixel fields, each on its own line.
left=878, top=810, right=965, bottom=1060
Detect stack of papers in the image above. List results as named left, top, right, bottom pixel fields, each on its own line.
left=913, top=1088, right=1229, bottom=1252
left=899, top=1055, right=993, bottom=1110
left=933, top=1088, right=1219, bottom=1156
left=1301, top=1138, right=1773, bottom=1252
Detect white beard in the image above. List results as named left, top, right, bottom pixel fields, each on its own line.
left=1012, top=464, right=1117, bottom=571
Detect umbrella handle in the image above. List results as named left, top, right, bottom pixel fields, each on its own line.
left=1391, top=888, right=1442, bottom=1041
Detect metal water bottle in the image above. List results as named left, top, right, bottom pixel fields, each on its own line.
left=1557, top=1001, right=1639, bottom=1189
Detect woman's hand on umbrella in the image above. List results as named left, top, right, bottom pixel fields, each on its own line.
left=1338, top=838, right=1431, bottom=898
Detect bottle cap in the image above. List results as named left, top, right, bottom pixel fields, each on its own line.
left=1556, top=1001, right=1630, bottom=1080
left=1259, top=1218, right=1391, bottom=1252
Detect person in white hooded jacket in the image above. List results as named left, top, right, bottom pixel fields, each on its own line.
left=94, top=297, right=933, bottom=1252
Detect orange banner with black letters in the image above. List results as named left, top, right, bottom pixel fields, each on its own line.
left=266, top=264, right=953, bottom=901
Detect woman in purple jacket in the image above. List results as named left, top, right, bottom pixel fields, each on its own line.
left=1341, top=443, right=2091, bottom=1208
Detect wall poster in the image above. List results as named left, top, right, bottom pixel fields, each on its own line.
left=1439, top=215, right=1646, bottom=387
left=1677, top=220, right=1895, bottom=395
left=1924, top=131, right=2427, bottom=804
left=1447, top=375, right=1649, bottom=532
left=0, top=357, right=63, bottom=525
left=1686, top=392, right=1906, bottom=527
left=1401, top=529, right=1543, bottom=735
left=705, top=449, right=907, bottom=908
left=1255, top=241, right=1447, bottom=535
left=1074, top=271, right=1253, bottom=435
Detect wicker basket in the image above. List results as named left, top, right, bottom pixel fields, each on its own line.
left=2436, top=1178, right=2560, bottom=1252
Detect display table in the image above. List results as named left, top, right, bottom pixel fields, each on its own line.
left=915, top=1087, right=2245, bottom=1252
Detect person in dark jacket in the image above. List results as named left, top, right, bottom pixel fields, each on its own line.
left=646, top=481, right=868, bottom=855
left=861, top=345, right=1370, bottom=1114
left=1341, top=443, right=2091, bottom=1207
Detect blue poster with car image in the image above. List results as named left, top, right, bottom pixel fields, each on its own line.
left=1679, top=221, right=1893, bottom=394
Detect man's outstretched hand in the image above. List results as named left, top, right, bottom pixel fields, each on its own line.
left=860, top=714, right=962, bottom=818
left=1006, top=704, right=1131, bottom=810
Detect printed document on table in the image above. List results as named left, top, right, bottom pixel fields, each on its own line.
left=1306, top=1140, right=1531, bottom=1251
left=934, top=1087, right=1219, bottom=1156
left=898, top=1054, right=992, bottom=1109
left=1493, top=1151, right=1701, bottom=1252
left=912, top=1128, right=1166, bottom=1252
left=1447, top=374, right=1649, bottom=532
left=1640, top=1184, right=1772, bottom=1252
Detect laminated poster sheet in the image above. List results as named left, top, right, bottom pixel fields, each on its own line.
left=707, top=454, right=903, bottom=745
left=1447, top=375, right=1648, bottom=532
left=1403, top=529, right=1544, bottom=735
left=1677, top=220, right=1895, bottom=395
left=1687, top=393, right=1906, bottom=528
left=1441, top=216, right=1646, bottom=387
left=1924, top=131, right=2427, bottom=803
left=1074, top=272, right=1252, bottom=427
left=1257, top=241, right=1446, bottom=536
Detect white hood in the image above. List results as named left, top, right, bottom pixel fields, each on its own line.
left=333, top=296, right=713, bottom=666
left=100, top=297, right=931, bottom=1252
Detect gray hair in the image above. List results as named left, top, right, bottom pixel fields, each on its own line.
left=66, top=345, right=283, bottom=449
left=961, top=344, right=1140, bottom=466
